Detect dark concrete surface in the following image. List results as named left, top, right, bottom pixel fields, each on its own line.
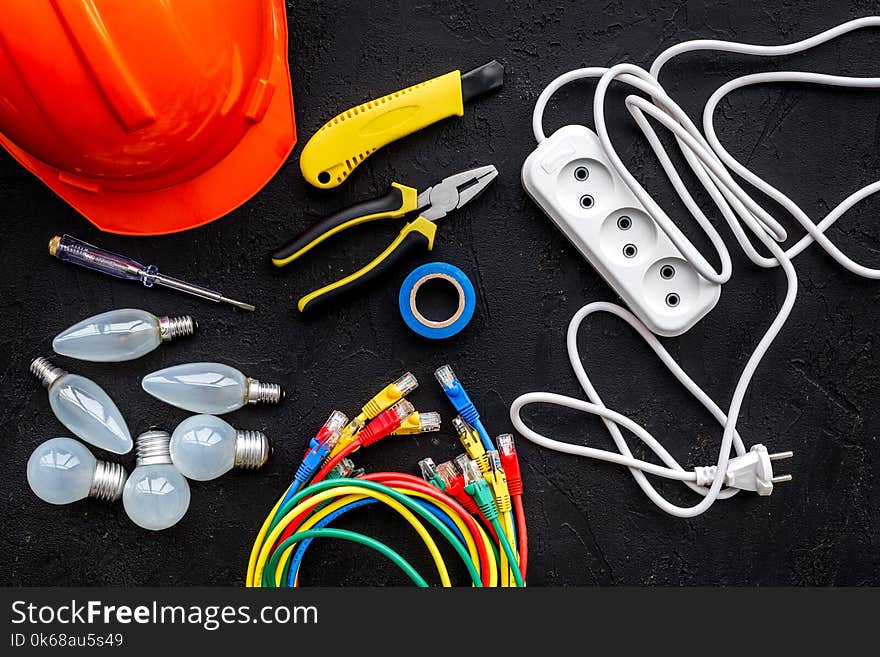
left=2, top=0, right=879, bottom=586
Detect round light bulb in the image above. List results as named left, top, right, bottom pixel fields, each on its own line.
left=141, top=362, right=283, bottom=414
left=53, top=308, right=195, bottom=362
left=27, top=437, right=126, bottom=505
left=170, top=414, right=269, bottom=481
left=30, top=357, right=132, bottom=454
left=123, top=430, right=190, bottom=531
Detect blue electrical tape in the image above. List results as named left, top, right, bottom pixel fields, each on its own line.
left=398, top=262, right=476, bottom=339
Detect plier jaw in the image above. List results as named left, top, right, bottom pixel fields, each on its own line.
left=418, top=165, right=499, bottom=221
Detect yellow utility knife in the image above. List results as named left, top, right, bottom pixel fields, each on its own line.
left=270, top=165, right=498, bottom=312
left=299, top=61, right=504, bottom=188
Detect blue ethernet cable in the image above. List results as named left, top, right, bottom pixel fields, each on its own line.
left=277, top=436, right=333, bottom=510
left=434, top=364, right=494, bottom=451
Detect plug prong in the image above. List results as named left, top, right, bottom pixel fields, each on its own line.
left=769, top=451, right=794, bottom=461
left=771, top=474, right=793, bottom=484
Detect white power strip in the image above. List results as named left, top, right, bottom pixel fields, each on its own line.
left=522, top=124, right=720, bottom=337
left=511, top=17, right=880, bottom=518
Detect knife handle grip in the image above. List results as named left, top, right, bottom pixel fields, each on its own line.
left=299, top=70, right=464, bottom=189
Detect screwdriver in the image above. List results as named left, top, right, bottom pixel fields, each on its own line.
left=48, top=234, right=255, bottom=311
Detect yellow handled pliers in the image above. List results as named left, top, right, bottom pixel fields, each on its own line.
left=270, top=165, right=498, bottom=312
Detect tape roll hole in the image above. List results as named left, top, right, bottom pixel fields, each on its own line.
left=410, top=274, right=465, bottom=329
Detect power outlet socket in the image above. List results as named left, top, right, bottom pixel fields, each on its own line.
left=522, top=124, right=721, bottom=337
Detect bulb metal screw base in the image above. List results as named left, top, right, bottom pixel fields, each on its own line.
left=158, top=315, right=196, bottom=342
left=89, top=460, right=127, bottom=501
left=234, top=430, right=270, bottom=469
left=30, top=356, right=67, bottom=388
left=245, top=378, right=284, bottom=405
left=135, top=429, right=173, bottom=466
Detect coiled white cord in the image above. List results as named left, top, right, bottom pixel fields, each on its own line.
left=511, top=17, right=880, bottom=517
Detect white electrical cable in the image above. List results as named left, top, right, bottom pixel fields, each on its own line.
left=512, top=17, right=880, bottom=517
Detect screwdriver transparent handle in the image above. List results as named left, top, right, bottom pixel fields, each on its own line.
left=50, top=234, right=255, bottom=311
left=52, top=234, right=145, bottom=281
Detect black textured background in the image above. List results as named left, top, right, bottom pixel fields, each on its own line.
left=2, top=0, right=879, bottom=586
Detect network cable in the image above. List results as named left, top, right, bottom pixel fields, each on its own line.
left=246, top=371, right=527, bottom=587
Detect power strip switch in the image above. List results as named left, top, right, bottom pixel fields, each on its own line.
left=522, top=124, right=721, bottom=337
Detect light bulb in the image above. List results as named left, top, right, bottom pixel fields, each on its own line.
left=30, top=357, right=132, bottom=454
left=141, top=362, right=283, bottom=414
left=53, top=308, right=195, bottom=362
left=169, top=414, right=269, bottom=481
left=27, top=437, right=126, bottom=505
left=123, top=429, right=191, bottom=531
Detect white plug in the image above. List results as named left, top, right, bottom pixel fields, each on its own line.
left=694, top=445, right=793, bottom=496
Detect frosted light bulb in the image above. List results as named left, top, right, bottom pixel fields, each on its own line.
left=142, top=362, right=283, bottom=414
left=27, top=437, right=126, bottom=505
left=30, top=357, right=132, bottom=454
left=123, top=430, right=191, bottom=531
left=170, top=415, right=269, bottom=481
left=53, top=308, right=195, bottom=362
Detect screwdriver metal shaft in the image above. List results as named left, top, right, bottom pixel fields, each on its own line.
left=49, top=235, right=255, bottom=311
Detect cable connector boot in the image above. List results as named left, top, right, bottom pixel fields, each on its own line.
left=432, top=459, right=478, bottom=515
left=497, top=434, right=523, bottom=496
left=486, top=450, right=512, bottom=514
left=361, top=372, right=419, bottom=419
left=357, top=399, right=415, bottom=447
left=452, top=416, right=489, bottom=473
left=316, top=410, right=348, bottom=444
left=456, top=454, right=498, bottom=520
left=326, top=457, right=357, bottom=480
left=418, top=457, right=447, bottom=490
left=327, top=417, right=365, bottom=461
left=294, top=437, right=325, bottom=484
left=394, top=411, right=441, bottom=435
left=435, top=364, right=479, bottom=424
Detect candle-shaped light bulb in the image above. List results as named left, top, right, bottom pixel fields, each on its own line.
left=52, top=308, right=195, bottom=362
left=27, top=437, right=126, bottom=505
left=169, top=415, right=269, bottom=481
left=123, top=430, right=190, bottom=531
left=30, top=357, right=132, bottom=454
left=141, top=362, right=283, bottom=414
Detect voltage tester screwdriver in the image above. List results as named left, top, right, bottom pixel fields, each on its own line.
left=49, top=234, right=255, bottom=311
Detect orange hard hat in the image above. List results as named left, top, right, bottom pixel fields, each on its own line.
left=0, top=0, right=295, bottom=235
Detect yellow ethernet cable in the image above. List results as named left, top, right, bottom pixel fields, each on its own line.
left=392, top=411, right=442, bottom=435
left=328, top=372, right=419, bottom=458
left=247, top=484, right=292, bottom=587
left=486, top=449, right=520, bottom=586
left=326, top=417, right=365, bottom=460
left=486, top=450, right=512, bottom=514
left=360, top=372, right=419, bottom=419
left=452, top=416, right=489, bottom=473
